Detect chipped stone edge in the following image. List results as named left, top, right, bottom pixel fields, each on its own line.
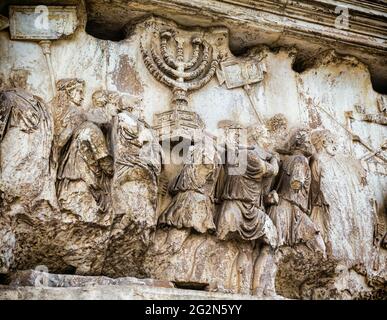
left=0, top=284, right=287, bottom=300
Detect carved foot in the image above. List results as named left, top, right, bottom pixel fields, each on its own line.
left=253, top=287, right=277, bottom=298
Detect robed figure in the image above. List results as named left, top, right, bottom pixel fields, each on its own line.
left=268, top=129, right=325, bottom=253
left=158, top=137, right=222, bottom=234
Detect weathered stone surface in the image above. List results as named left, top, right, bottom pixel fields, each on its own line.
left=5, top=270, right=174, bottom=289
left=83, top=0, right=387, bottom=93
left=0, top=1, right=386, bottom=300
left=9, top=5, right=78, bottom=40
left=0, top=283, right=285, bottom=300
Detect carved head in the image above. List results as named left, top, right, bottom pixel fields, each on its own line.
left=266, top=113, right=288, bottom=134
left=56, top=78, right=85, bottom=106
left=92, top=90, right=120, bottom=119
left=288, top=128, right=314, bottom=156
left=311, top=129, right=337, bottom=156
left=92, top=90, right=109, bottom=108
left=120, top=94, right=143, bottom=117
left=247, top=124, right=270, bottom=150
left=91, top=90, right=143, bottom=122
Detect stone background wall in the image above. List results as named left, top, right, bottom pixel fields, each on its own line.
left=1, top=15, right=385, bottom=200
left=0, top=1, right=386, bottom=299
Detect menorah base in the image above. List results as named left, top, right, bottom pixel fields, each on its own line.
left=153, top=109, right=205, bottom=142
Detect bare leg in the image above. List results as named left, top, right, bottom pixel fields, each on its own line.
left=235, top=244, right=253, bottom=295
left=252, top=244, right=277, bottom=296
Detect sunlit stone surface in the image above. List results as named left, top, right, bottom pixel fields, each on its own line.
left=0, top=1, right=386, bottom=300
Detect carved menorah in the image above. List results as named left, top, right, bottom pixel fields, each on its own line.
left=141, top=30, right=220, bottom=110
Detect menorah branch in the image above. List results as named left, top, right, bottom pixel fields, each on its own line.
left=160, top=34, right=178, bottom=69
left=142, top=31, right=220, bottom=111
left=186, top=59, right=220, bottom=91
left=152, top=45, right=211, bottom=82
left=141, top=42, right=180, bottom=89
left=151, top=46, right=181, bottom=78
left=183, top=42, right=201, bottom=70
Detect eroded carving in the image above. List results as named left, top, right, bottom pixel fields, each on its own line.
left=53, top=79, right=86, bottom=160
left=310, top=129, right=375, bottom=266
left=111, top=101, right=162, bottom=232
left=0, top=89, right=56, bottom=211
left=103, top=97, right=163, bottom=277
left=56, top=120, right=113, bottom=225
left=158, top=135, right=221, bottom=233
left=0, top=13, right=385, bottom=300
left=216, top=125, right=278, bottom=246
left=269, top=128, right=325, bottom=252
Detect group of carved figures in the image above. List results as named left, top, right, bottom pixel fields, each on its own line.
left=0, top=79, right=161, bottom=223
left=0, top=78, right=385, bottom=296
left=155, top=124, right=333, bottom=295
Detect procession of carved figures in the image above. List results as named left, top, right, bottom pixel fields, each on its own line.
left=0, top=25, right=386, bottom=298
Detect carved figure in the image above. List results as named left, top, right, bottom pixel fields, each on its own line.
left=215, top=125, right=278, bottom=246
left=111, top=100, right=162, bottom=242
left=0, top=89, right=56, bottom=274
left=268, top=128, right=325, bottom=252
left=158, top=136, right=221, bottom=233
left=214, top=124, right=279, bottom=296
left=56, top=120, right=113, bottom=224
left=0, top=89, right=56, bottom=209
left=310, top=129, right=375, bottom=265
left=53, top=78, right=86, bottom=159
left=54, top=87, right=128, bottom=225
left=53, top=89, right=127, bottom=275
left=309, top=129, right=339, bottom=245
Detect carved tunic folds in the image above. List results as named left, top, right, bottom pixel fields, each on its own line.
left=309, top=153, right=346, bottom=243
left=113, top=112, right=162, bottom=185
left=216, top=147, right=278, bottom=247
left=0, top=11, right=386, bottom=301
left=0, top=89, right=55, bottom=208
left=111, top=111, right=162, bottom=234
left=56, top=121, right=112, bottom=224
left=268, top=154, right=324, bottom=251
left=309, top=153, right=374, bottom=261
left=158, top=144, right=221, bottom=233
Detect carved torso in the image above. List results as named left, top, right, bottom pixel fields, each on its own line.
left=113, top=111, right=161, bottom=183
left=57, top=121, right=109, bottom=187
left=220, top=147, right=277, bottom=206
left=0, top=89, right=54, bottom=204
left=277, top=154, right=311, bottom=213
left=158, top=143, right=221, bottom=233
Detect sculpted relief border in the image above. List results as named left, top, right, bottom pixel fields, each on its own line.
left=0, top=5, right=386, bottom=299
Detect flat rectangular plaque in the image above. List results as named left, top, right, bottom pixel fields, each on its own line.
left=219, top=58, right=266, bottom=89
left=9, top=6, right=78, bottom=40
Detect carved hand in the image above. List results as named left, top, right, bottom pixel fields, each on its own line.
left=99, top=156, right=114, bottom=176
left=264, top=190, right=279, bottom=206
left=290, top=179, right=303, bottom=190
